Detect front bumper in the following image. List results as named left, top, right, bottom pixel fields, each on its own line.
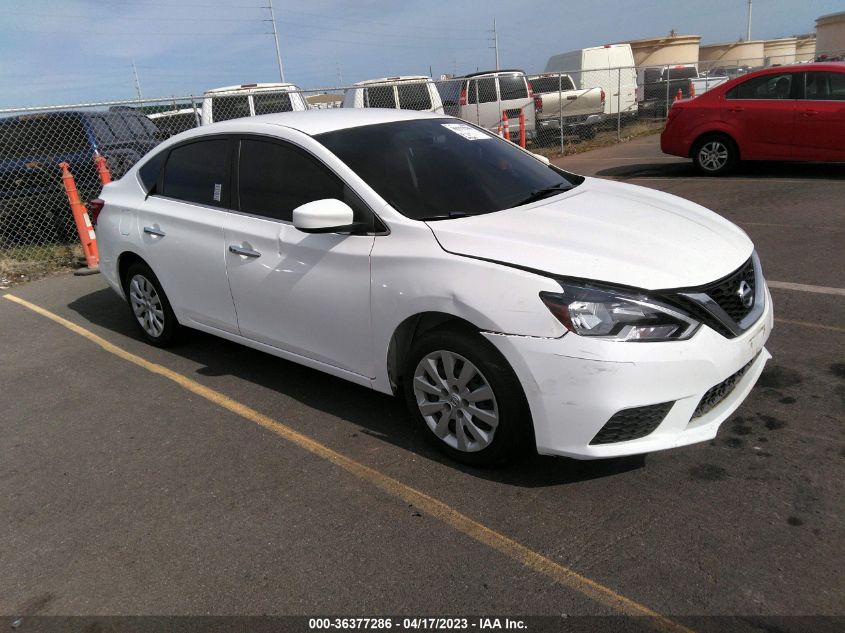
left=483, top=286, right=773, bottom=459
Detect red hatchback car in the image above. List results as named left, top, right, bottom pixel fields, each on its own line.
left=661, top=62, right=845, bottom=175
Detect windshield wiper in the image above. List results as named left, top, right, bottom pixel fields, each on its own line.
left=515, top=182, right=572, bottom=207
left=418, top=210, right=471, bottom=221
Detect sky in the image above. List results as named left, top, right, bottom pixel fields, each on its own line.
left=1, top=0, right=842, bottom=109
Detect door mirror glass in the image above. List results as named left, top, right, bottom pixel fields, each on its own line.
left=292, top=198, right=356, bottom=233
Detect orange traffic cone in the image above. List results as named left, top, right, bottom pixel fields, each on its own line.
left=59, top=162, right=99, bottom=274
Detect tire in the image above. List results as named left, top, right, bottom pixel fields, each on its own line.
left=123, top=261, right=180, bottom=347
left=402, top=325, right=533, bottom=466
left=692, top=134, right=738, bottom=176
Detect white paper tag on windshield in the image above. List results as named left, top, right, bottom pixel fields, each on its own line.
left=441, top=123, right=490, bottom=140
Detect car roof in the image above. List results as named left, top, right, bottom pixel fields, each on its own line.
left=172, top=108, right=447, bottom=138
left=351, top=76, right=431, bottom=86
left=204, top=83, right=301, bottom=95
left=461, top=69, right=526, bottom=79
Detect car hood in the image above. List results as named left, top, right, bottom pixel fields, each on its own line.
left=426, top=177, right=753, bottom=290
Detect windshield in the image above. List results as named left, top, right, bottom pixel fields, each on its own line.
left=316, top=118, right=581, bottom=220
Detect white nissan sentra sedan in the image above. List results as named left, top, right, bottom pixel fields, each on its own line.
left=94, top=109, right=773, bottom=465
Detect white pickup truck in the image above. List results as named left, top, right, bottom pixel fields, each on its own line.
left=528, top=73, right=605, bottom=139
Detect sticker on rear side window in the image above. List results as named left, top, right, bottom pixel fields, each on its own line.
left=441, top=123, right=490, bottom=140
left=213, top=183, right=222, bottom=202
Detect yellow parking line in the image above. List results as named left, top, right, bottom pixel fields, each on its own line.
left=4, top=292, right=693, bottom=633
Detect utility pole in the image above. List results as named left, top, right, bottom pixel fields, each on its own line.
left=746, top=0, right=753, bottom=41
left=131, top=59, right=143, bottom=104
left=489, top=19, right=499, bottom=70
left=266, top=0, right=286, bottom=82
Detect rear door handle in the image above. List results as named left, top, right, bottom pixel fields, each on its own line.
left=728, top=107, right=745, bottom=113
left=229, top=244, right=261, bottom=258
left=803, top=109, right=820, bottom=116
left=143, top=226, right=165, bottom=237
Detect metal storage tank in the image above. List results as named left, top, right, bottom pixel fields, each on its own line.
left=795, top=36, right=817, bottom=61
left=816, top=11, right=845, bottom=56
left=763, top=37, right=798, bottom=65
left=698, top=40, right=765, bottom=70
left=624, top=34, right=701, bottom=67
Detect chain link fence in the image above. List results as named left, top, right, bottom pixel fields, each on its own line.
left=1, top=50, right=841, bottom=277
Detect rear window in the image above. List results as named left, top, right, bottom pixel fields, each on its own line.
left=498, top=76, right=528, bottom=100
left=364, top=85, right=397, bottom=108
left=467, top=78, right=497, bottom=104
left=0, top=115, right=89, bottom=159
left=161, top=138, right=230, bottom=207
left=397, top=83, right=432, bottom=110
left=529, top=76, right=575, bottom=93
left=211, top=95, right=250, bottom=122
left=663, top=67, right=698, bottom=81
left=254, top=92, right=294, bottom=114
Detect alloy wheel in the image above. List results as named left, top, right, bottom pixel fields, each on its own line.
left=698, top=140, right=729, bottom=172
left=412, top=350, right=499, bottom=453
left=128, top=274, right=166, bottom=338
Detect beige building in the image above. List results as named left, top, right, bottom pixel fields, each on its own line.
left=698, top=40, right=765, bottom=69
left=625, top=34, right=701, bottom=67
left=763, top=37, right=798, bottom=65
left=794, top=36, right=817, bottom=61
left=816, top=10, right=845, bottom=56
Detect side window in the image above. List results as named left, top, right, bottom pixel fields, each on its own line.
left=364, top=85, right=397, bottom=108
left=161, top=138, right=230, bottom=207
left=254, top=92, right=294, bottom=114
left=468, top=78, right=497, bottom=104
left=138, top=150, right=167, bottom=193
left=212, top=95, right=250, bottom=122
left=498, top=76, right=528, bottom=100
left=805, top=72, right=845, bottom=101
left=727, top=73, right=795, bottom=99
left=397, top=83, right=432, bottom=110
left=237, top=138, right=370, bottom=226
left=122, top=114, right=151, bottom=139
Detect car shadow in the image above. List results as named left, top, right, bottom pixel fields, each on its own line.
left=596, top=160, right=845, bottom=180
left=68, top=287, right=646, bottom=488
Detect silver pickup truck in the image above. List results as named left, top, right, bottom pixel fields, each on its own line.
left=528, top=73, right=605, bottom=139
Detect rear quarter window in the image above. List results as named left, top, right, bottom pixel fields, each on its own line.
left=137, top=149, right=167, bottom=193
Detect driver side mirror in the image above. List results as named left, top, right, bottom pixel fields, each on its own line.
left=292, top=199, right=366, bottom=234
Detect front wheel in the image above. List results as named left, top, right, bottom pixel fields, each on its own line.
left=402, top=326, right=533, bottom=466
left=692, top=135, right=738, bottom=176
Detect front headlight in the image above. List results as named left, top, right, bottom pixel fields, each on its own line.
left=540, top=282, right=700, bottom=342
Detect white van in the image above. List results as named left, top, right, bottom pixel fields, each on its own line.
left=342, top=76, right=444, bottom=113
left=201, top=83, right=308, bottom=125
left=544, top=44, right=637, bottom=117
left=452, top=70, right=536, bottom=138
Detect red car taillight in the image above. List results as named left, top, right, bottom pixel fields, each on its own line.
left=600, top=89, right=605, bottom=106
left=534, top=95, right=543, bottom=114
left=459, top=88, right=467, bottom=106
left=88, top=198, right=105, bottom=226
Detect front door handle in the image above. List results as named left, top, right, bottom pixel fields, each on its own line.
left=143, top=226, right=166, bottom=237
left=229, top=244, right=261, bottom=258
left=728, top=107, right=745, bottom=113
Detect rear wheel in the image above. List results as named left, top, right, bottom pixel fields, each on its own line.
left=402, top=325, right=533, bottom=466
left=692, top=134, right=738, bottom=176
left=123, top=261, right=180, bottom=347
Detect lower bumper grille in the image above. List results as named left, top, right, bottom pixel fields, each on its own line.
left=590, top=401, right=674, bottom=445
left=692, top=355, right=758, bottom=419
